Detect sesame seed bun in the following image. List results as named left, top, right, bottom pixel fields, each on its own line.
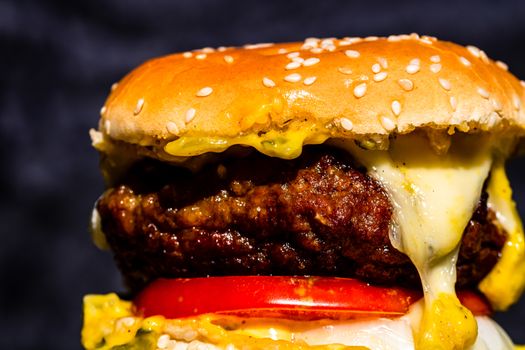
left=96, top=34, right=525, bottom=159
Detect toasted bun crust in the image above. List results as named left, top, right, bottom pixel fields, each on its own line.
left=97, top=34, right=525, bottom=158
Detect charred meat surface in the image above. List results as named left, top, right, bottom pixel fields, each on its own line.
left=97, top=147, right=506, bottom=292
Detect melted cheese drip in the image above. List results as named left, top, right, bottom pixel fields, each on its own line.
left=480, top=161, right=525, bottom=310
left=337, top=135, right=493, bottom=350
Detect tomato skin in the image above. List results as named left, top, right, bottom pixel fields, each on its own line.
left=134, top=277, right=492, bottom=321
left=457, top=290, right=492, bottom=316
left=134, top=276, right=421, bottom=320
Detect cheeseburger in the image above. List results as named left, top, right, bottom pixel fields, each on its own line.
left=83, top=34, right=525, bottom=350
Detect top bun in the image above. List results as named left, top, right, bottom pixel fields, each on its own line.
left=96, top=34, right=525, bottom=159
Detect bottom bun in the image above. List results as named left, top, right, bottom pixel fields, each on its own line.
left=81, top=294, right=515, bottom=350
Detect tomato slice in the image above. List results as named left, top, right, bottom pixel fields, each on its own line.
left=457, top=290, right=492, bottom=316
left=134, top=276, right=492, bottom=321
left=134, top=276, right=421, bottom=320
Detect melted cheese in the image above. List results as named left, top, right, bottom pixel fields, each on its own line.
left=335, top=135, right=493, bottom=350
left=165, top=123, right=331, bottom=159
left=480, top=161, right=525, bottom=310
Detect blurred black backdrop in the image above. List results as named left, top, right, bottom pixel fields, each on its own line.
left=2, top=0, right=525, bottom=349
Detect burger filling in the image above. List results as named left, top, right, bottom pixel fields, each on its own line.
left=96, top=146, right=505, bottom=293
left=86, top=133, right=525, bottom=350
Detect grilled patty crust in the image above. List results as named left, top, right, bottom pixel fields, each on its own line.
left=97, top=147, right=506, bottom=292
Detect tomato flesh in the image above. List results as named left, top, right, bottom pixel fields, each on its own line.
left=134, top=276, right=490, bottom=321
left=135, top=276, right=420, bottom=320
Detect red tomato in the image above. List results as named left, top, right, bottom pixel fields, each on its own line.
left=457, top=290, right=492, bottom=316
left=134, top=276, right=421, bottom=320
left=134, top=277, right=491, bottom=321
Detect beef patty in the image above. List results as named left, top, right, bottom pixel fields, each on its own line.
left=97, top=147, right=506, bottom=293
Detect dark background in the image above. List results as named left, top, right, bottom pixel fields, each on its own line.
left=2, top=0, right=525, bottom=348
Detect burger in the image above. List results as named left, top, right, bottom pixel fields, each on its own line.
left=82, top=34, right=525, bottom=349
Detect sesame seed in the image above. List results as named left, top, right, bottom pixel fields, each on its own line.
left=277, top=48, right=288, bottom=54
left=420, top=37, right=433, bottom=45
left=292, top=57, right=305, bottom=63
left=244, top=43, right=274, bottom=49
left=196, top=87, right=213, bottom=97
left=321, top=38, right=335, bottom=46
left=479, top=50, right=489, bottom=64
left=223, top=55, right=234, bottom=64
left=398, top=79, right=414, bottom=91
left=488, top=112, right=499, bottom=127
left=477, top=87, right=490, bottom=99
left=303, top=76, right=317, bottom=86
left=438, top=78, right=451, bottom=91
left=521, top=81, right=525, bottom=88
left=104, top=120, right=111, bottom=133
left=287, top=52, right=300, bottom=59
left=513, top=94, right=521, bottom=110
left=380, top=116, right=396, bottom=131
left=378, top=57, right=388, bottom=69
left=430, top=64, right=442, bottom=73
left=340, top=117, right=354, bottom=131
left=342, top=37, right=361, bottom=44
left=491, top=98, right=502, bottom=111
left=372, top=63, right=381, bottom=74
left=410, top=33, right=420, bottom=40
left=303, top=57, right=320, bottom=67
left=459, top=56, right=471, bottom=66
left=183, top=52, right=193, bottom=58
left=353, top=83, right=367, bottom=98
left=467, top=45, right=481, bottom=58
left=284, top=73, right=302, bottom=83
left=201, top=47, right=215, bottom=53
left=391, top=100, right=401, bottom=116
left=496, top=60, right=508, bottom=71
left=430, top=55, right=441, bottom=63
left=345, top=50, right=360, bottom=58
left=450, top=96, right=457, bottom=111
left=100, top=106, right=106, bottom=116
left=285, top=61, right=302, bottom=70
left=406, top=64, right=420, bottom=74
left=365, top=36, right=379, bottom=41
left=387, top=35, right=401, bottom=42
left=111, top=82, right=119, bottom=91
left=338, top=67, right=353, bottom=75
left=195, top=53, right=207, bottom=60
left=217, top=46, right=227, bottom=52
left=262, top=77, right=276, bottom=88
left=304, top=37, right=320, bottom=44
left=324, top=44, right=336, bottom=52
left=133, top=98, right=144, bottom=115
left=185, top=108, right=196, bottom=123
left=166, top=122, right=179, bottom=135
left=310, top=48, right=323, bottom=54
left=373, top=72, right=388, bottom=82
left=410, top=58, right=421, bottom=66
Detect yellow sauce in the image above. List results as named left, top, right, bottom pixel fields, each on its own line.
left=480, top=161, right=525, bottom=310
left=417, top=293, right=477, bottom=350
left=82, top=294, right=365, bottom=350
left=165, top=123, right=331, bottom=159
